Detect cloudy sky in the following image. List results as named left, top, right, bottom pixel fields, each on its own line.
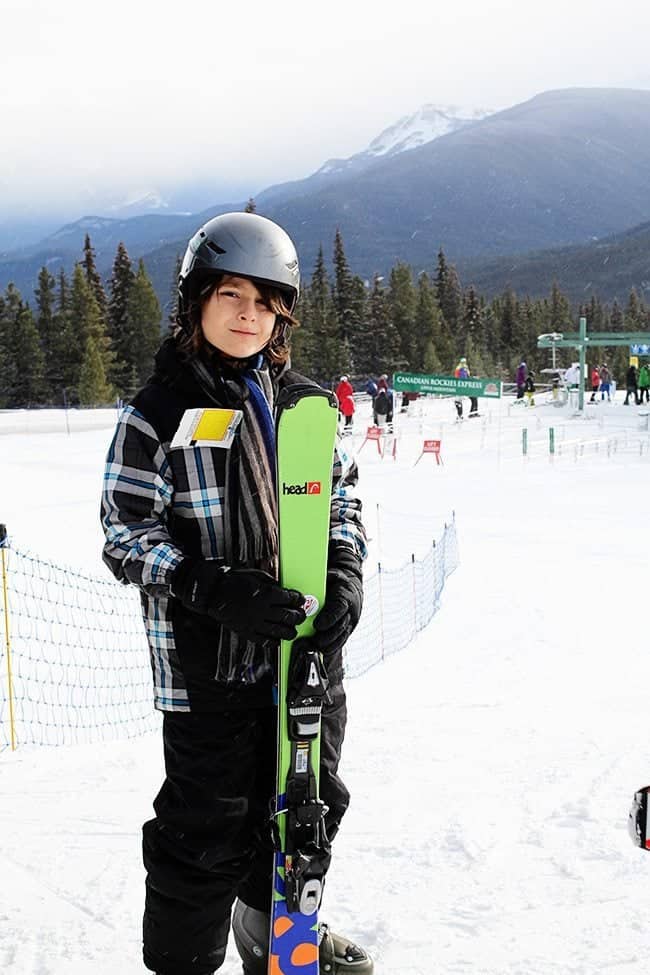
left=2, top=0, right=650, bottom=219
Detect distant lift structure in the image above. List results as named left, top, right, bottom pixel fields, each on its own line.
left=537, top=316, right=650, bottom=411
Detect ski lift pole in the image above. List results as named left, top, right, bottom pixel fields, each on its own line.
left=0, top=525, right=17, bottom=751
left=578, top=316, right=587, bottom=412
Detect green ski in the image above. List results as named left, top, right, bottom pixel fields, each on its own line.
left=269, top=385, right=339, bottom=975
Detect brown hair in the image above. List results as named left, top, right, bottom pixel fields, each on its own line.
left=174, top=274, right=299, bottom=365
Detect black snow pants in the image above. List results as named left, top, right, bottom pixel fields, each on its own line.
left=142, top=688, right=350, bottom=975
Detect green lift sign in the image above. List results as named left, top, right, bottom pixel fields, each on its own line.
left=393, top=372, right=502, bottom=398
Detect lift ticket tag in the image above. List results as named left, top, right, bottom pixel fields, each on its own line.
left=170, top=408, right=243, bottom=449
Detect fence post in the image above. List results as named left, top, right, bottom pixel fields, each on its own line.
left=377, top=562, right=385, bottom=662
left=549, top=427, right=555, bottom=457
left=411, top=553, right=417, bottom=637
left=376, top=503, right=383, bottom=563
left=0, top=525, right=17, bottom=751
left=522, top=428, right=528, bottom=457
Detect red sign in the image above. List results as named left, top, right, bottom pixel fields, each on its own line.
left=415, top=439, right=443, bottom=466
left=359, top=425, right=384, bottom=456
left=423, top=439, right=441, bottom=454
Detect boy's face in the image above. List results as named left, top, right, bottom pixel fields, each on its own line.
left=201, top=275, right=276, bottom=359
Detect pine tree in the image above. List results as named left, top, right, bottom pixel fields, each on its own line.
left=361, top=274, right=401, bottom=376
left=10, top=304, right=46, bottom=406
left=289, top=289, right=315, bottom=375
left=518, top=296, right=543, bottom=374
left=244, top=198, right=257, bottom=213
left=481, top=303, right=499, bottom=375
left=57, top=268, right=69, bottom=316
left=49, top=269, right=72, bottom=403
left=332, top=228, right=354, bottom=339
left=460, top=285, right=482, bottom=357
left=610, top=299, right=624, bottom=330
left=414, top=272, right=442, bottom=373
left=108, top=242, right=135, bottom=392
left=494, top=288, right=522, bottom=374
left=0, top=284, right=23, bottom=405
left=549, top=281, right=571, bottom=331
left=330, top=230, right=368, bottom=374
left=464, top=335, right=488, bottom=378
left=78, top=336, right=113, bottom=406
left=309, top=246, right=349, bottom=383
left=167, top=254, right=183, bottom=331
left=435, top=249, right=463, bottom=341
left=0, top=291, right=16, bottom=408
left=35, top=266, right=59, bottom=400
left=346, top=275, right=369, bottom=374
left=127, top=259, right=162, bottom=389
left=625, top=288, right=646, bottom=330
left=388, top=263, right=417, bottom=368
left=68, top=264, right=113, bottom=393
left=434, top=249, right=448, bottom=306
left=81, top=233, right=108, bottom=320
left=0, top=285, right=45, bottom=407
left=584, top=295, right=606, bottom=331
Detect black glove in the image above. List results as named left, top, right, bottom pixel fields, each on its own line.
left=171, top=560, right=306, bottom=642
left=298, top=544, right=363, bottom=657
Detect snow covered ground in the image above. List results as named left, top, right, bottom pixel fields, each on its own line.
left=1, top=389, right=650, bottom=975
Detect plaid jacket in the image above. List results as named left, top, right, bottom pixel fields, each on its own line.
left=101, top=342, right=366, bottom=712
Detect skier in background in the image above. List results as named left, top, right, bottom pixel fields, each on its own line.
left=100, top=212, right=371, bottom=975
left=365, top=376, right=378, bottom=401
left=624, top=363, right=639, bottom=405
left=335, top=375, right=355, bottom=431
left=599, top=363, right=612, bottom=402
left=515, top=360, right=527, bottom=400
left=460, top=356, right=480, bottom=417
left=454, top=356, right=478, bottom=419
left=373, top=383, right=393, bottom=428
left=564, top=362, right=581, bottom=389
left=639, top=362, right=650, bottom=403
left=524, top=371, right=536, bottom=407
left=589, top=365, right=601, bottom=403
left=401, top=390, right=419, bottom=413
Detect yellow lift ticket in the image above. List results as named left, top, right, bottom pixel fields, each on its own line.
left=170, top=408, right=243, bottom=449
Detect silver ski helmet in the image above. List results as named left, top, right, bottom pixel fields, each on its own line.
left=178, top=211, right=300, bottom=320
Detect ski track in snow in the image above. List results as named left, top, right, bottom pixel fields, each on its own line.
left=2, top=395, right=650, bottom=974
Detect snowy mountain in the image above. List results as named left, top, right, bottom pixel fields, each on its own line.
left=6, top=89, right=650, bottom=305
left=47, top=215, right=118, bottom=242
left=315, top=103, right=492, bottom=177
left=366, top=103, right=492, bottom=156
left=107, top=189, right=171, bottom=217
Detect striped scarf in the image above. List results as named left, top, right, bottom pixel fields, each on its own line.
left=189, top=355, right=279, bottom=683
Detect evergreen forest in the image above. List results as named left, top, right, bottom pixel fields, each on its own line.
left=0, top=228, right=646, bottom=408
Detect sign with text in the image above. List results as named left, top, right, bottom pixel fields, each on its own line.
left=631, top=344, right=650, bottom=355
left=415, top=439, right=443, bottom=466
left=393, top=372, right=502, bottom=398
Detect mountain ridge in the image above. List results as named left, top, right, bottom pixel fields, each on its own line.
left=3, top=88, right=650, bottom=307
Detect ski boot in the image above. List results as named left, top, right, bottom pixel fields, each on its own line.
left=232, top=900, right=373, bottom=974
left=318, top=922, right=373, bottom=974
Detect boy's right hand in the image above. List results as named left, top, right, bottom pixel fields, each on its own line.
left=171, top=561, right=306, bottom=642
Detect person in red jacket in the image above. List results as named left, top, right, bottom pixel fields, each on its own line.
left=335, top=376, right=355, bottom=431
left=590, top=365, right=600, bottom=403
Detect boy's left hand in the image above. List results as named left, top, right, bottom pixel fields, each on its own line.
left=304, top=545, right=363, bottom=656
